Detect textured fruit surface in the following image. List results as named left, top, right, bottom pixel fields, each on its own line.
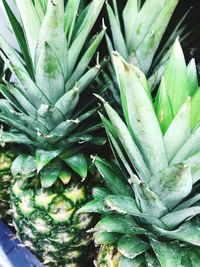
left=11, top=173, right=94, bottom=266
left=96, top=245, right=121, bottom=267
left=0, top=150, right=15, bottom=219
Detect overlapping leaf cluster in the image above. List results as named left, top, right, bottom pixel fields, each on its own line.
left=80, top=40, right=200, bottom=266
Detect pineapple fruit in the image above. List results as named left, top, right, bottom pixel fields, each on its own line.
left=0, top=146, right=15, bottom=219
left=79, top=40, right=200, bottom=266
left=0, top=0, right=105, bottom=265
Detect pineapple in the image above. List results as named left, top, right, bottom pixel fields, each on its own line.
left=0, top=0, right=105, bottom=265
left=0, top=146, right=15, bottom=219
left=104, top=0, right=194, bottom=104
left=79, top=40, right=200, bottom=266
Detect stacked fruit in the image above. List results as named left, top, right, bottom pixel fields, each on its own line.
left=0, top=0, right=199, bottom=266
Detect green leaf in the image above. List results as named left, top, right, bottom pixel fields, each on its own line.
left=122, top=0, right=138, bottom=52
left=35, top=149, right=61, bottom=173
left=34, top=0, right=45, bottom=21
left=65, top=28, right=105, bottom=92
left=36, top=0, right=68, bottom=78
left=95, top=232, right=122, bottom=245
left=118, top=235, right=149, bottom=259
left=112, top=52, right=168, bottom=175
left=40, top=161, right=62, bottom=188
left=107, top=2, right=128, bottom=59
left=35, top=42, right=65, bottom=104
left=92, top=187, right=111, bottom=199
left=184, top=152, right=200, bottom=184
left=148, top=163, right=192, bottom=210
left=161, top=206, right=200, bottom=229
left=96, top=214, right=146, bottom=235
left=6, top=83, right=37, bottom=118
left=119, top=255, right=145, bottom=267
left=93, top=156, right=134, bottom=197
left=150, top=239, right=181, bottom=267
left=172, top=124, right=200, bottom=163
left=0, top=131, right=33, bottom=145
left=133, top=182, right=168, bottom=218
left=77, top=199, right=106, bottom=214
left=130, top=0, right=167, bottom=51
left=164, top=39, right=190, bottom=115
left=63, top=153, right=88, bottom=180
left=2, top=0, right=34, bottom=77
left=102, top=104, right=151, bottom=182
left=164, top=98, right=191, bottom=161
left=105, top=195, right=165, bottom=228
left=187, top=58, right=198, bottom=96
left=37, top=104, right=64, bottom=130
left=55, top=86, right=79, bottom=118
left=155, top=77, right=174, bottom=134
left=15, top=0, right=41, bottom=61
left=153, top=217, right=200, bottom=246
left=64, top=0, right=81, bottom=35
left=191, top=88, right=200, bottom=130
left=135, top=0, right=179, bottom=74
left=11, top=154, right=36, bottom=178
left=67, top=0, right=104, bottom=76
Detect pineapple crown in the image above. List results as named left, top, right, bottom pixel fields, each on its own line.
left=105, top=0, right=196, bottom=92
left=0, top=0, right=106, bottom=151
left=79, top=40, right=200, bottom=265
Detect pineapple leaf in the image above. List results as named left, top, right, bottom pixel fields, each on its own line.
left=11, top=154, right=36, bottom=178
left=15, top=0, right=41, bottom=61
left=187, top=59, right=198, bottom=96
left=164, top=98, right=191, bottom=161
left=150, top=239, right=181, bottom=267
left=64, top=0, right=80, bottom=35
left=112, top=52, right=168, bottom=175
left=105, top=195, right=166, bottom=229
left=154, top=77, right=174, bottom=134
left=96, top=214, right=146, bottom=235
left=184, top=152, right=200, bottom=184
left=153, top=217, right=200, bottom=246
left=122, top=0, right=138, bottom=51
left=63, top=153, right=88, bottom=180
left=35, top=42, right=65, bottom=104
left=148, top=164, right=192, bottom=210
left=101, top=105, right=151, bottom=182
left=93, top=156, right=134, bottom=197
left=77, top=198, right=107, bottom=214
left=130, top=0, right=166, bottom=51
left=40, top=161, right=62, bottom=188
left=55, top=87, right=79, bottom=118
left=65, top=28, right=105, bottom=92
left=106, top=2, right=128, bottom=59
left=119, top=255, right=145, bottom=267
left=133, top=182, right=168, bottom=218
left=67, top=0, right=104, bottom=76
left=1, top=0, right=34, bottom=77
left=34, top=0, right=45, bottom=21
left=35, top=149, right=61, bottom=173
left=92, top=187, right=111, bottom=199
left=172, top=124, right=200, bottom=164
left=36, top=0, right=68, bottom=78
left=164, top=38, right=190, bottom=115
left=95, top=232, right=122, bottom=245
left=118, top=235, right=150, bottom=259
left=135, top=0, right=179, bottom=74
left=191, top=88, right=200, bottom=130
left=161, top=206, right=200, bottom=229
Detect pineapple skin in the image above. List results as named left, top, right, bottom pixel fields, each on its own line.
left=11, top=172, right=95, bottom=266
left=0, top=150, right=15, bottom=219
left=96, top=245, right=121, bottom=267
